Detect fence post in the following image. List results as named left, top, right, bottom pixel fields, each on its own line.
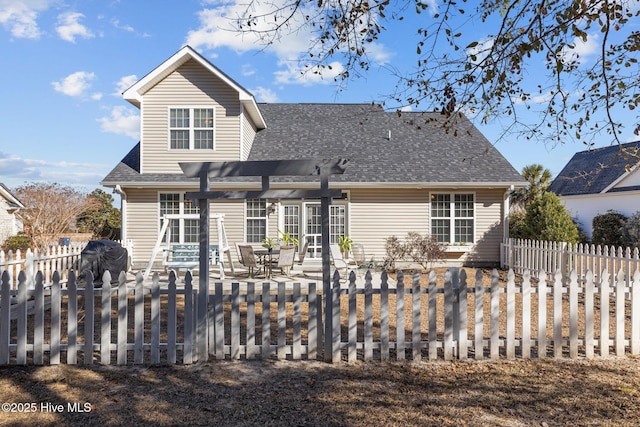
left=0, top=271, right=10, bottom=364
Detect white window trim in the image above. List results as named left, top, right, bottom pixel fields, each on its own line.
left=429, top=191, right=476, bottom=246
left=244, top=198, right=269, bottom=243
left=168, top=106, right=216, bottom=150
left=158, top=192, right=199, bottom=243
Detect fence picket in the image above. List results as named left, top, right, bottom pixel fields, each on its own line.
left=0, top=272, right=10, bottom=364
left=277, top=282, right=286, bottom=360
left=553, top=270, right=563, bottom=358
left=67, top=271, right=77, bottom=364
left=101, top=273, right=112, bottom=365
left=458, top=269, right=468, bottom=360
left=231, top=283, right=241, bottom=360
left=474, top=269, right=484, bottom=360
left=569, top=270, right=578, bottom=358
left=380, top=271, right=389, bottom=361
left=584, top=270, right=595, bottom=358
left=616, top=269, right=626, bottom=356
left=184, top=275, right=193, bottom=364
left=632, top=270, right=640, bottom=355
left=490, top=269, right=500, bottom=360
left=538, top=269, right=547, bottom=359
left=50, top=272, right=61, bottom=365
left=348, top=274, right=357, bottom=362
left=261, top=283, right=270, bottom=360
left=84, top=274, right=94, bottom=365
left=246, top=282, right=256, bottom=360
left=293, top=282, right=301, bottom=360
left=521, top=270, right=531, bottom=359
left=600, top=269, right=610, bottom=357
left=118, top=272, right=128, bottom=365
left=506, top=270, right=515, bottom=359
left=427, top=270, right=437, bottom=361
left=308, top=282, right=318, bottom=360
left=444, top=269, right=453, bottom=361
left=34, top=273, right=44, bottom=365
left=151, top=273, right=161, bottom=364
left=364, top=273, right=373, bottom=361
left=396, top=271, right=405, bottom=361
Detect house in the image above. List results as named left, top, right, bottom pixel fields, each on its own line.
left=0, top=183, right=24, bottom=245
left=101, top=46, right=526, bottom=270
left=548, top=141, right=640, bottom=240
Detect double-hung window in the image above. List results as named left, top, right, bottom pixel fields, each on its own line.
left=169, top=107, right=214, bottom=150
left=430, top=193, right=475, bottom=244
left=159, top=193, right=199, bottom=243
left=245, top=199, right=267, bottom=243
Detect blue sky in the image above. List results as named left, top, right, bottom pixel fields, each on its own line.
left=0, top=0, right=638, bottom=193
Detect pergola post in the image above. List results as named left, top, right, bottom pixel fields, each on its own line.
left=197, top=169, right=210, bottom=361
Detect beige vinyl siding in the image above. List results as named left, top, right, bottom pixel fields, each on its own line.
left=349, top=188, right=430, bottom=262
left=141, top=59, right=242, bottom=173
left=240, top=113, right=257, bottom=161
left=348, top=187, right=506, bottom=266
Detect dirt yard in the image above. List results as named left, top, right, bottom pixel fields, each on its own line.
left=1, top=357, right=640, bottom=426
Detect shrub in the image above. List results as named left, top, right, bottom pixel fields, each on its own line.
left=509, top=211, right=527, bottom=239
left=592, top=210, right=628, bottom=247
left=384, top=232, right=445, bottom=271
left=2, top=233, right=33, bottom=252
left=624, top=211, right=640, bottom=249
left=523, top=192, right=580, bottom=244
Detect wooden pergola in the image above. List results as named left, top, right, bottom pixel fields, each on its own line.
left=179, top=159, right=348, bottom=362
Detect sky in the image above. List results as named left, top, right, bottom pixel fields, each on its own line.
left=0, top=0, right=638, bottom=194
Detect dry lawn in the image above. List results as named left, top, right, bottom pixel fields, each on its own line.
left=1, top=358, right=639, bottom=426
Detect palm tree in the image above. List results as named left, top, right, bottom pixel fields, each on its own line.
left=510, top=164, right=553, bottom=212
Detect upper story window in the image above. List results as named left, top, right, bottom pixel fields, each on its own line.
left=430, top=193, right=475, bottom=244
left=169, top=107, right=214, bottom=150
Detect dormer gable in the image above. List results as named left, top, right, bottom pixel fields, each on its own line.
left=123, top=45, right=266, bottom=130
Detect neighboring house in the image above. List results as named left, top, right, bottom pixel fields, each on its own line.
left=0, top=183, right=24, bottom=245
left=101, top=46, right=526, bottom=269
left=549, top=141, right=640, bottom=240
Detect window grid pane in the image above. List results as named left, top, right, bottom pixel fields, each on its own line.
left=454, top=219, right=473, bottom=243
left=283, top=205, right=300, bottom=243
left=193, top=108, right=214, bottom=128
left=431, top=219, right=451, bottom=243
left=430, top=193, right=474, bottom=244
left=246, top=199, right=267, bottom=243
left=170, top=130, right=189, bottom=149
left=170, top=109, right=189, bottom=128
left=431, top=194, right=451, bottom=217
left=194, top=130, right=214, bottom=149
left=160, top=194, right=180, bottom=243
left=330, top=205, right=346, bottom=244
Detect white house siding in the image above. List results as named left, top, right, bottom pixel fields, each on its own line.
left=561, top=191, right=640, bottom=240
left=614, top=167, right=640, bottom=188
left=141, top=59, right=243, bottom=174
left=348, top=187, right=506, bottom=267
left=0, top=198, right=18, bottom=244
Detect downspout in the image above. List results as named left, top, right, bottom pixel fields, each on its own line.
left=502, top=185, right=514, bottom=268
left=114, top=185, right=127, bottom=243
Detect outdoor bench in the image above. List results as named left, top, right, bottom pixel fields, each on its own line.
left=162, top=244, right=220, bottom=273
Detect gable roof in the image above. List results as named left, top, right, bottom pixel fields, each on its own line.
left=102, top=104, right=526, bottom=188
left=122, top=45, right=266, bottom=129
left=0, top=183, right=24, bottom=210
left=548, top=141, right=640, bottom=196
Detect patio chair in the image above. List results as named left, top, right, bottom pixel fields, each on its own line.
left=330, top=243, right=353, bottom=282
left=238, top=245, right=261, bottom=278
left=297, top=241, right=310, bottom=265
left=271, top=245, right=296, bottom=277
left=351, top=243, right=366, bottom=275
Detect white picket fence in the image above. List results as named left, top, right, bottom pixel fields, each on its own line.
left=2, top=265, right=640, bottom=365
left=501, top=238, right=640, bottom=278
left=0, top=246, right=84, bottom=289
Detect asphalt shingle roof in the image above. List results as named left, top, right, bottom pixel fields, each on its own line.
left=102, top=103, right=525, bottom=186
left=548, top=141, right=640, bottom=196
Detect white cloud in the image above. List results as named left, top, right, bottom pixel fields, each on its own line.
left=52, top=71, right=96, bottom=97
left=366, top=42, right=393, bottom=65
left=466, top=37, right=494, bottom=65
left=0, top=151, right=107, bottom=189
left=111, top=18, right=134, bottom=33
left=274, top=61, right=346, bottom=86
left=251, top=86, right=279, bottom=103
left=56, top=11, right=94, bottom=43
left=0, top=0, right=55, bottom=39
left=241, top=64, right=256, bottom=77
left=114, top=74, right=138, bottom=95
left=559, top=33, right=599, bottom=65
left=98, top=106, right=140, bottom=140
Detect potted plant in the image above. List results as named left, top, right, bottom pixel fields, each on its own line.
left=262, top=237, right=278, bottom=253
left=338, top=235, right=353, bottom=258
left=278, top=230, right=299, bottom=247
